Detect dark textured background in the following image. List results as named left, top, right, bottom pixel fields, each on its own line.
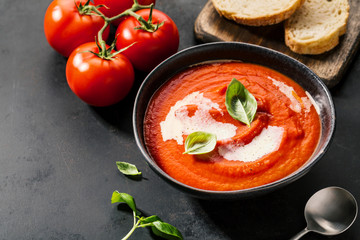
left=0, top=0, right=359, bottom=239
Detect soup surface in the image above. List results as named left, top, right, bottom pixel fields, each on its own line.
left=144, top=62, right=320, bottom=191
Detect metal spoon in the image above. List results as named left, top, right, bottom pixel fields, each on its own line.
left=290, top=187, right=358, bottom=240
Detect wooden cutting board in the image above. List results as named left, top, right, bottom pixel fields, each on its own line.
left=194, top=0, right=360, bottom=88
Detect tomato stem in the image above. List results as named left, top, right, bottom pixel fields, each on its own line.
left=88, top=6, right=111, bottom=56
left=75, top=0, right=93, bottom=15
left=80, top=0, right=158, bottom=59
left=127, top=4, right=162, bottom=32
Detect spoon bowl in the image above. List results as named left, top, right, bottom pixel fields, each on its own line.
left=291, top=187, right=358, bottom=239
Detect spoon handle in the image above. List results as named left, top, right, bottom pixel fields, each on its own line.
left=290, top=228, right=310, bottom=240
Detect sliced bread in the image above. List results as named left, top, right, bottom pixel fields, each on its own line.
left=211, top=0, right=305, bottom=26
left=285, top=0, right=350, bottom=55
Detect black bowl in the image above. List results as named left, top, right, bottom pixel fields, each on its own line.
left=133, top=42, right=335, bottom=200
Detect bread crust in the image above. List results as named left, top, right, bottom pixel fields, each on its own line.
left=284, top=0, right=349, bottom=55
left=211, top=0, right=305, bottom=26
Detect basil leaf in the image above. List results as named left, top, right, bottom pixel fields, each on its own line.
left=151, top=221, right=183, bottom=240
left=116, top=161, right=142, bottom=176
left=225, top=78, right=257, bottom=126
left=183, top=131, right=217, bottom=155
left=139, top=215, right=162, bottom=225
left=111, top=191, right=137, bottom=213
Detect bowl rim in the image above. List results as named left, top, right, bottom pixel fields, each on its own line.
left=132, top=42, right=336, bottom=198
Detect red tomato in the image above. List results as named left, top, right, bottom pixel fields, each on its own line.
left=66, top=42, right=134, bottom=107
left=44, top=0, right=110, bottom=57
left=115, top=9, right=179, bottom=72
left=94, top=0, right=156, bottom=26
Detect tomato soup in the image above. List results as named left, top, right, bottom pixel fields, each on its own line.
left=144, top=62, right=321, bottom=191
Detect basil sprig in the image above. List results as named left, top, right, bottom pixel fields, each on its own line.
left=225, top=78, right=257, bottom=126
left=116, top=161, right=142, bottom=176
left=183, top=131, right=217, bottom=155
left=111, top=191, right=183, bottom=240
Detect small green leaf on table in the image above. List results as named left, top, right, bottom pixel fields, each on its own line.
left=151, top=221, right=184, bottom=240
left=111, top=191, right=137, bottom=213
left=116, top=161, right=142, bottom=176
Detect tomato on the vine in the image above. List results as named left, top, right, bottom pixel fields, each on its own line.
left=115, top=9, right=179, bottom=72
left=44, top=0, right=110, bottom=57
left=94, top=0, right=156, bottom=26
left=66, top=42, right=134, bottom=107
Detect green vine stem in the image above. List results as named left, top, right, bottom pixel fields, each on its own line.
left=121, top=211, right=140, bottom=240
left=76, top=0, right=158, bottom=59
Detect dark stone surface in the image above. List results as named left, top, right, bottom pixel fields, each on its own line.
left=0, top=0, right=359, bottom=239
